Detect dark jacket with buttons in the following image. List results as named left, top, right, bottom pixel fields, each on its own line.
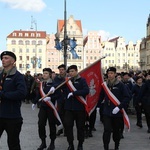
left=99, top=79, right=130, bottom=117
left=33, top=78, right=57, bottom=107
left=137, top=80, right=150, bottom=105
left=0, top=67, right=27, bottom=118
left=64, top=75, right=89, bottom=111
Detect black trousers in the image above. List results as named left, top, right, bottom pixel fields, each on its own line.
left=103, top=115, right=123, bottom=148
left=89, top=108, right=97, bottom=130
left=135, top=104, right=142, bottom=124
left=0, top=118, right=23, bottom=150
left=57, top=101, right=65, bottom=126
left=64, top=110, right=86, bottom=144
left=143, top=104, right=150, bottom=128
left=38, top=106, right=56, bottom=141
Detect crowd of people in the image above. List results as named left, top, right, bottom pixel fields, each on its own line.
left=0, top=51, right=150, bottom=150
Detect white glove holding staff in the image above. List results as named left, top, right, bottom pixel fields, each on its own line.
left=112, top=107, right=120, bottom=114
left=49, top=87, right=55, bottom=94
left=43, top=97, right=51, bottom=102
left=67, top=92, right=73, bottom=99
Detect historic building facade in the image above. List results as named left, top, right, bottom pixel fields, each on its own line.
left=6, top=30, right=47, bottom=75
left=100, top=36, right=140, bottom=72
left=140, top=14, right=150, bottom=71
left=55, top=15, right=84, bottom=71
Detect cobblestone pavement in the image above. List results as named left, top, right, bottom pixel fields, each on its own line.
left=0, top=103, right=150, bottom=150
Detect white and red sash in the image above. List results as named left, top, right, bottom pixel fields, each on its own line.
left=102, top=82, right=130, bottom=130
left=39, top=82, right=62, bottom=126
left=66, top=78, right=87, bottom=107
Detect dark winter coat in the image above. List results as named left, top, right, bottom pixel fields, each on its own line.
left=0, top=67, right=27, bottom=118
left=64, top=75, right=89, bottom=111
left=99, top=79, right=130, bottom=117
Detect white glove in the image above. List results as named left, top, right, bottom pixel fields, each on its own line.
left=67, top=92, right=73, bottom=99
left=32, top=104, right=36, bottom=110
left=43, top=97, right=51, bottom=102
left=49, top=87, right=55, bottom=94
left=112, top=107, right=120, bottom=114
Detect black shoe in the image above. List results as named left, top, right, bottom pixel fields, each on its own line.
left=77, top=145, right=83, bottom=150
left=115, top=142, right=119, bottom=150
left=92, top=127, right=96, bottom=131
left=104, top=145, right=109, bottom=150
left=67, top=145, right=74, bottom=150
left=136, top=123, right=143, bottom=128
left=47, top=142, right=55, bottom=150
left=64, top=131, right=66, bottom=137
left=120, top=133, right=124, bottom=139
left=37, top=142, right=47, bottom=150
left=147, top=128, right=150, bottom=133
left=88, top=130, right=93, bottom=137
left=56, top=129, right=63, bottom=136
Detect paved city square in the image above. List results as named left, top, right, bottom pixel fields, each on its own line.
left=0, top=103, right=150, bottom=150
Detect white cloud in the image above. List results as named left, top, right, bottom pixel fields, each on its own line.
left=98, top=30, right=110, bottom=42
left=98, top=30, right=119, bottom=42
left=0, top=0, right=46, bottom=12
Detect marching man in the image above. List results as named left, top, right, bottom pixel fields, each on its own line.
left=32, top=68, right=57, bottom=150
left=99, top=67, right=130, bottom=150
left=64, top=65, right=89, bottom=150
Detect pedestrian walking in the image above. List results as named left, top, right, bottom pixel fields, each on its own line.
left=137, top=73, right=150, bottom=133
left=132, top=76, right=144, bottom=128
left=0, top=51, right=27, bottom=150
left=24, top=70, right=34, bottom=104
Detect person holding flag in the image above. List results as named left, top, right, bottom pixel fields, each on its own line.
left=99, top=67, right=130, bottom=150
left=64, top=65, right=89, bottom=150
left=53, top=64, right=67, bottom=136
left=32, top=68, right=57, bottom=150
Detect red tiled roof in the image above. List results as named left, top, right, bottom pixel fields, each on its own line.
left=108, top=36, right=119, bottom=42
left=57, top=19, right=82, bottom=33
left=7, top=30, right=47, bottom=39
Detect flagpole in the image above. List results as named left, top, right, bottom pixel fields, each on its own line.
left=79, top=56, right=106, bottom=74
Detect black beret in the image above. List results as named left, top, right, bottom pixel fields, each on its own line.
left=67, top=65, right=78, bottom=72
left=43, top=68, right=52, bottom=73
left=106, top=67, right=116, bottom=73
left=1, top=51, right=16, bottom=61
left=58, top=64, right=66, bottom=69
left=122, top=72, right=129, bottom=76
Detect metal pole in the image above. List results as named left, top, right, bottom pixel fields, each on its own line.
left=64, top=0, right=67, bottom=67
left=35, top=21, right=37, bottom=74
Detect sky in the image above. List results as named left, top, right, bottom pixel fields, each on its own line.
left=0, top=0, right=150, bottom=51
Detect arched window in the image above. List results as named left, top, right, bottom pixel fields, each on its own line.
left=11, top=40, right=16, bottom=45
left=18, top=40, right=23, bottom=45
left=25, top=40, right=30, bottom=45
left=32, top=40, right=36, bottom=45
left=38, top=40, right=43, bottom=45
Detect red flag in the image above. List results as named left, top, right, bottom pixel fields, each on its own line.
left=79, top=59, right=104, bottom=116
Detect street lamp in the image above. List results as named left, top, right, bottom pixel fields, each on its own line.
left=31, top=16, right=37, bottom=74
left=54, top=0, right=78, bottom=67
left=138, top=60, right=145, bottom=70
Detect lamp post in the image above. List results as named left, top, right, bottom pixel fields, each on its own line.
left=54, top=0, right=78, bottom=67
left=64, top=0, right=67, bottom=66
left=31, top=16, right=37, bottom=74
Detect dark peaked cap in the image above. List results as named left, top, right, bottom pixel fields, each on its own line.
left=43, top=68, right=52, bottom=73
left=106, top=67, right=116, bottom=73
left=1, top=51, right=16, bottom=61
